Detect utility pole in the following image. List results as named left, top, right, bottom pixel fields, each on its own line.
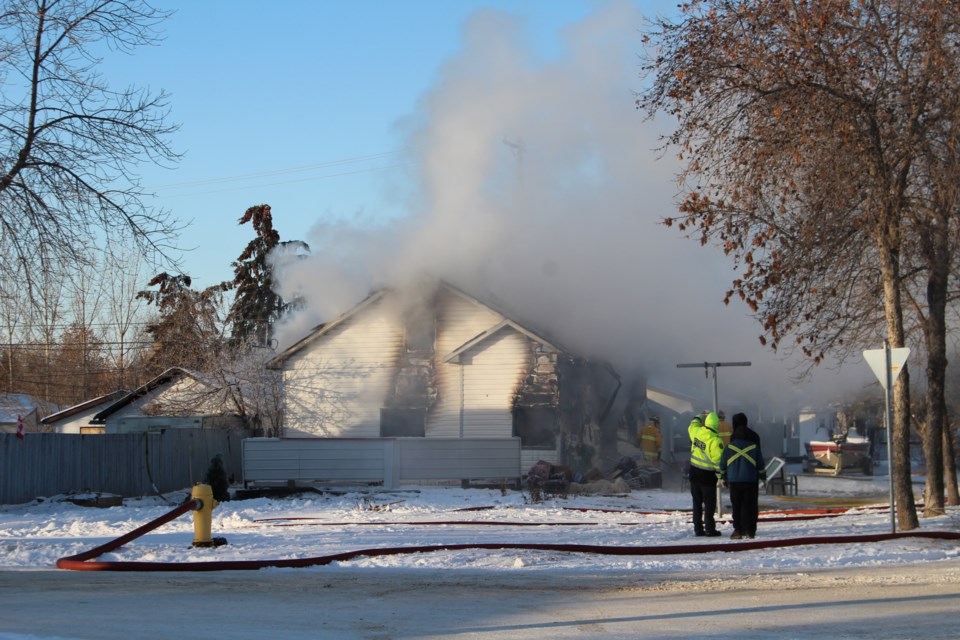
left=677, top=360, right=752, bottom=519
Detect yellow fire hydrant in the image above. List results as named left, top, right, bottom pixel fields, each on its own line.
left=191, top=483, right=227, bottom=548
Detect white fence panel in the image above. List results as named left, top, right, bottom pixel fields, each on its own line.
left=243, top=437, right=521, bottom=488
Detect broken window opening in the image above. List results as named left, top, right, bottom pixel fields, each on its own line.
left=513, top=406, right=557, bottom=449
left=380, top=408, right=426, bottom=437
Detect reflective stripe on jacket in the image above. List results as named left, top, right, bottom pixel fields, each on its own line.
left=720, top=437, right=766, bottom=483
left=718, top=420, right=733, bottom=446
left=638, top=424, right=662, bottom=460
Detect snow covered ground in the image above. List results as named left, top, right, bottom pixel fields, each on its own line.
left=1, top=472, right=958, bottom=573
left=2, top=472, right=960, bottom=639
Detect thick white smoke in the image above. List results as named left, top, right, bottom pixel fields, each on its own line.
left=272, top=1, right=874, bottom=413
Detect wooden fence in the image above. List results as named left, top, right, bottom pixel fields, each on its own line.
left=0, top=430, right=248, bottom=505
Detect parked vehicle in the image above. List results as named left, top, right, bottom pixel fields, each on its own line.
left=804, top=434, right=872, bottom=475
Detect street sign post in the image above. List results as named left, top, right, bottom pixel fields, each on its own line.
left=863, top=343, right=909, bottom=533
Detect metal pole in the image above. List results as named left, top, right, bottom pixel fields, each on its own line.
left=711, top=368, right=719, bottom=414
left=885, top=341, right=895, bottom=533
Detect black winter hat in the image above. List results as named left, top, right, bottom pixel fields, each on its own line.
left=732, top=412, right=748, bottom=429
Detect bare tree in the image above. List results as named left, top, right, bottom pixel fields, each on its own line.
left=0, top=275, right=28, bottom=392
left=31, top=265, right=64, bottom=408
left=102, top=244, right=148, bottom=390
left=0, top=0, right=181, bottom=292
left=64, top=261, right=106, bottom=402
left=639, top=0, right=960, bottom=528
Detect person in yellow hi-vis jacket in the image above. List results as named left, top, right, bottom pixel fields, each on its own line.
left=688, top=412, right=724, bottom=536
left=636, top=416, right=663, bottom=463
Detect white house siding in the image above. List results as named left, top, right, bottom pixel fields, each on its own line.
left=426, top=291, right=508, bottom=437
left=54, top=407, right=104, bottom=434
left=283, top=298, right=404, bottom=437
left=460, top=330, right=528, bottom=438
left=102, top=377, right=223, bottom=433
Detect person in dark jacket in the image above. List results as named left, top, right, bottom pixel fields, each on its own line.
left=719, top=412, right=765, bottom=539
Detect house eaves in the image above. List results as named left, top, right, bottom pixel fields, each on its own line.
left=91, top=367, right=204, bottom=423
left=40, top=390, right=128, bottom=425
left=266, top=289, right=387, bottom=369
left=443, top=319, right=562, bottom=363
left=267, top=280, right=574, bottom=368
left=646, top=385, right=695, bottom=416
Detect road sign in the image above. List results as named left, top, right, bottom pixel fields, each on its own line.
left=863, top=347, right=910, bottom=389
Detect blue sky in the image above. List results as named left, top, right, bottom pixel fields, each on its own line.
left=108, top=0, right=675, bottom=290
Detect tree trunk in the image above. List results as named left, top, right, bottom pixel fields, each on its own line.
left=892, top=370, right=919, bottom=529
left=879, top=218, right=918, bottom=530
left=922, top=265, right=947, bottom=516
left=944, top=420, right=959, bottom=506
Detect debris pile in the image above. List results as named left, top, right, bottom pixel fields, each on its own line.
left=525, top=455, right=659, bottom=497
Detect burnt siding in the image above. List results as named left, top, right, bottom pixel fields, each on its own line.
left=513, top=348, right=559, bottom=409
left=282, top=298, right=403, bottom=437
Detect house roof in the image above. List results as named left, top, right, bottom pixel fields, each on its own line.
left=646, top=385, right=695, bottom=416
left=0, top=393, right=38, bottom=424
left=40, top=390, right=129, bottom=425
left=267, top=281, right=569, bottom=368
left=91, top=367, right=211, bottom=423
left=267, top=289, right=386, bottom=369
left=442, top=319, right=560, bottom=363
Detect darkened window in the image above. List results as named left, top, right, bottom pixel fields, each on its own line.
left=380, top=408, right=426, bottom=437
left=513, top=407, right=557, bottom=449
left=404, top=310, right=435, bottom=352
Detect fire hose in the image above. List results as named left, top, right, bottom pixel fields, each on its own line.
left=56, top=500, right=960, bottom=572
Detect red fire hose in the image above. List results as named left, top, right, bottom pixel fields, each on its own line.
left=56, top=500, right=960, bottom=572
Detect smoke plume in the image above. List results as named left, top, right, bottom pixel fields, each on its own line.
left=273, top=1, right=873, bottom=414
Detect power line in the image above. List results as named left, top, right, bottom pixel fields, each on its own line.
left=150, top=151, right=406, bottom=198
left=157, top=162, right=407, bottom=199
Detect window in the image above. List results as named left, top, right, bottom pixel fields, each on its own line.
left=513, top=407, right=557, bottom=449
left=380, top=408, right=426, bottom=437
left=404, top=311, right=435, bottom=352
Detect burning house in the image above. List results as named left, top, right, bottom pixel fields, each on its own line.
left=248, top=281, right=620, bottom=487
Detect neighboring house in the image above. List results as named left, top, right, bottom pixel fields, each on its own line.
left=90, top=367, right=247, bottom=433
left=40, top=390, right=128, bottom=434
left=266, top=281, right=620, bottom=473
left=643, top=385, right=697, bottom=463
left=0, top=393, right=38, bottom=434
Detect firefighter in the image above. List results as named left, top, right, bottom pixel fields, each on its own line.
left=688, top=412, right=724, bottom=536
left=717, top=410, right=733, bottom=447
left=720, top=412, right=766, bottom=539
left=637, top=416, right=663, bottom=463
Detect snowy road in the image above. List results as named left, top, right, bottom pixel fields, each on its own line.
left=2, top=560, right=960, bottom=639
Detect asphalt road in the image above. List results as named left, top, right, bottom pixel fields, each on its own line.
left=2, top=560, right=959, bottom=639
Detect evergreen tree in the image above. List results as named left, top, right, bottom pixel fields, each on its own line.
left=222, top=204, right=309, bottom=347
left=204, top=454, right=230, bottom=502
